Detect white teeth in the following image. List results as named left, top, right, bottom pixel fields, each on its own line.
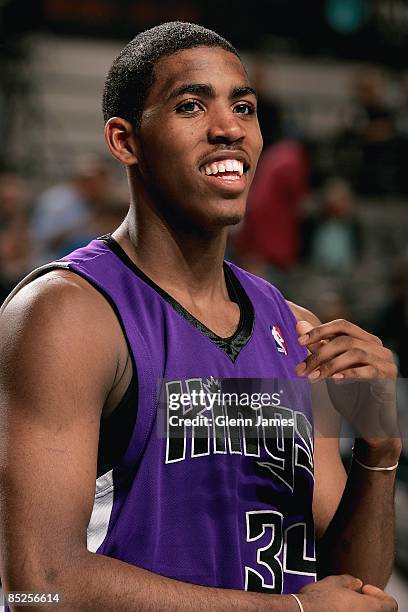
left=201, top=158, right=245, bottom=177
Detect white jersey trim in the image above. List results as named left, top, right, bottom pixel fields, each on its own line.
left=87, top=469, right=114, bottom=553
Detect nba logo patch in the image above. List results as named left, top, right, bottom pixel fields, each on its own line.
left=270, top=325, right=288, bottom=355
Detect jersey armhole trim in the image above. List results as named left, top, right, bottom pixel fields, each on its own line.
left=0, top=261, right=70, bottom=313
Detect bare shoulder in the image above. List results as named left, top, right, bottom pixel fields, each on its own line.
left=2, top=268, right=107, bottom=321
left=286, top=300, right=322, bottom=326
left=0, top=269, right=127, bottom=407
left=1, top=268, right=120, bottom=343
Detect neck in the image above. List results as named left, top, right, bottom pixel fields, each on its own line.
left=112, top=197, right=230, bottom=302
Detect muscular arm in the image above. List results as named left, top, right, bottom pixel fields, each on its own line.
left=289, top=301, right=400, bottom=588
left=0, top=274, right=300, bottom=612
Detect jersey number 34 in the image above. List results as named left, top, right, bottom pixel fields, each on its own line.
left=245, top=510, right=316, bottom=593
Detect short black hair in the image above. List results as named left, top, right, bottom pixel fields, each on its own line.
left=102, top=21, right=240, bottom=128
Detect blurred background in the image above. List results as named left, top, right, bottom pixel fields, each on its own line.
left=0, top=0, right=407, bottom=607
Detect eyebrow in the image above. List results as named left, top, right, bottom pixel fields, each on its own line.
left=167, top=83, right=258, bottom=102
left=231, top=86, right=258, bottom=100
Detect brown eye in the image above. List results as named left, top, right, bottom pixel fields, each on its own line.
left=176, top=100, right=203, bottom=113
left=234, top=103, right=255, bottom=115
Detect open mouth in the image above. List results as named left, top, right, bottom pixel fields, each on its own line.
left=199, top=158, right=249, bottom=181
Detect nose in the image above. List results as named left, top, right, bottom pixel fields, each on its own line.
left=207, top=107, right=245, bottom=145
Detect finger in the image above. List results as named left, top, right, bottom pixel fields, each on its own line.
left=296, top=334, right=387, bottom=378
left=328, top=574, right=363, bottom=591
left=362, top=584, right=390, bottom=598
left=296, top=337, right=393, bottom=378
left=296, top=328, right=353, bottom=376
left=362, top=585, right=398, bottom=610
left=297, top=320, right=313, bottom=337
left=333, top=364, right=393, bottom=380
left=297, top=320, right=327, bottom=354
left=309, top=360, right=377, bottom=383
left=296, top=336, right=364, bottom=377
left=298, top=319, right=383, bottom=348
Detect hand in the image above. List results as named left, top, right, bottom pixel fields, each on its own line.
left=295, top=319, right=397, bottom=383
left=295, top=319, right=401, bottom=452
left=297, top=574, right=398, bottom=611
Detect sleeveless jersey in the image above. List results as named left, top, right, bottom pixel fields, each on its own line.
left=3, top=236, right=316, bottom=603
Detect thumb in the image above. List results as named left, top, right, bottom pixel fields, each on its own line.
left=296, top=320, right=324, bottom=353
left=362, top=584, right=395, bottom=601
left=296, top=320, right=314, bottom=337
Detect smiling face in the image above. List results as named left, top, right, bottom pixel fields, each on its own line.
left=133, top=46, right=263, bottom=230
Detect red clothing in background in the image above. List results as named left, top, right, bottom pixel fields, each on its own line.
left=235, top=141, right=309, bottom=269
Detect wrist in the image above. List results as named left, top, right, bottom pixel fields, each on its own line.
left=353, top=437, right=402, bottom=467
left=290, top=593, right=305, bottom=612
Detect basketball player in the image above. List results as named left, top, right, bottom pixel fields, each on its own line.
left=0, top=22, right=400, bottom=611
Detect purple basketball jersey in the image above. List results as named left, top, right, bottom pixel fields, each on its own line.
left=3, top=236, right=316, bottom=608
left=63, top=237, right=316, bottom=594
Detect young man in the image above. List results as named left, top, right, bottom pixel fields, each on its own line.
left=0, top=22, right=400, bottom=611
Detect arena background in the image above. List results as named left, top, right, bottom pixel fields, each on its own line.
left=0, top=0, right=407, bottom=607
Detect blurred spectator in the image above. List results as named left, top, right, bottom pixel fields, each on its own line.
left=233, top=140, right=309, bottom=274
left=374, top=257, right=408, bottom=377
left=335, top=69, right=397, bottom=195
left=301, top=178, right=362, bottom=274
left=315, top=290, right=351, bottom=324
left=0, top=173, right=33, bottom=302
left=395, top=72, right=408, bottom=195
left=0, top=172, right=29, bottom=231
left=30, top=154, right=116, bottom=263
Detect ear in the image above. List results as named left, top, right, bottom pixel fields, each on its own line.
left=104, top=117, right=140, bottom=166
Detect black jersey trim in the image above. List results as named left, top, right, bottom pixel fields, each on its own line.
left=98, top=234, right=254, bottom=362
left=97, top=374, right=138, bottom=478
